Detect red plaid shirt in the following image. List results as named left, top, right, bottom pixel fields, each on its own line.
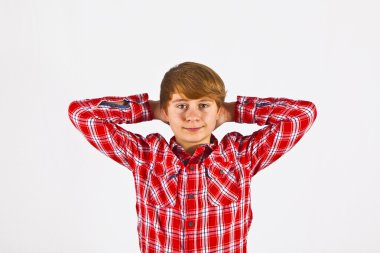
left=68, top=93, right=317, bottom=253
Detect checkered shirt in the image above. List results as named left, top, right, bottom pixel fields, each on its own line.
left=68, top=93, right=317, bottom=253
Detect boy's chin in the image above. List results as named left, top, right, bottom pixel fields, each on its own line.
left=182, top=134, right=212, bottom=143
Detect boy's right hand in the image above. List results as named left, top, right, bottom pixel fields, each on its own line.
left=149, top=100, right=169, bottom=125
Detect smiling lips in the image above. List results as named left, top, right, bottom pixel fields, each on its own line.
left=184, top=127, right=203, bottom=132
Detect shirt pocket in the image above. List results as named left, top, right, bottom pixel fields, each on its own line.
left=205, top=162, right=242, bottom=206
left=145, top=164, right=179, bottom=208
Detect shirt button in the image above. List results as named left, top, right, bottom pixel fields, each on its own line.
left=188, top=194, right=195, bottom=199
left=168, top=174, right=177, bottom=180
left=219, top=169, right=224, bottom=175
left=189, top=166, right=195, bottom=171
left=188, top=221, right=194, bottom=227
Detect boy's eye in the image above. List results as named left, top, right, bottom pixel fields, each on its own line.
left=176, top=104, right=210, bottom=109
left=199, top=103, right=209, bottom=108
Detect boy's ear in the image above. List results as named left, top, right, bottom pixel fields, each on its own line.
left=216, top=106, right=222, bottom=120
left=162, top=107, right=169, bottom=122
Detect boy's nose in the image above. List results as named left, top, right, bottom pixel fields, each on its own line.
left=185, top=109, right=201, bottom=121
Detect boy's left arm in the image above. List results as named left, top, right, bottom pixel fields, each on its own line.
left=232, top=96, right=317, bottom=177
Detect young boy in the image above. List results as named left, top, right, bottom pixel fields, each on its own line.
left=68, top=62, right=317, bottom=253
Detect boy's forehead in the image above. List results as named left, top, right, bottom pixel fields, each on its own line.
left=170, top=93, right=215, bottom=103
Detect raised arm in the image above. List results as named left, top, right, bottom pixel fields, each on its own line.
left=234, top=96, right=317, bottom=177
left=67, top=93, right=154, bottom=173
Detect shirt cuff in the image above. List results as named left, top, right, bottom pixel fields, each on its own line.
left=127, top=93, right=154, bottom=122
left=235, top=96, right=259, bottom=124
left=98, top=93, right=153, bottom=122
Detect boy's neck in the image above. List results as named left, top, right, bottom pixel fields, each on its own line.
left=175, top=137, right=211, bottom=156
left=183, top=145, right=202, bottom=156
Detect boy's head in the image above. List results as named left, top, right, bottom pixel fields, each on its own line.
left=160, top=62, right=227, bottom=113
left=159, top=62, right=227, bottom=154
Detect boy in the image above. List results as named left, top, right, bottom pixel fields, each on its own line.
left=68, top=62, right=317, bottom=253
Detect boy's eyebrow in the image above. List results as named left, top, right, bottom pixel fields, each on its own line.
left=172, top=98, right=214, bottom=103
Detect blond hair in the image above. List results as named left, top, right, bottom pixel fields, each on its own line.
left=160, top=62, right=227, bottom=112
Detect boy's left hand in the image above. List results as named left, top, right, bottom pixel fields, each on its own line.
left=215, top=102, right=235, bottom=130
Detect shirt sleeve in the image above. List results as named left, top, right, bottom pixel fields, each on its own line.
left=234, top=96, right=317, bottom=177
left=67, top=93, right=154, bottom=173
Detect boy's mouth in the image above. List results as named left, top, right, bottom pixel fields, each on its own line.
left=184, top=127, right=203, bottom=132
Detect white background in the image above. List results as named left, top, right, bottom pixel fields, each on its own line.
left=1, top=0, right=379, bottom=252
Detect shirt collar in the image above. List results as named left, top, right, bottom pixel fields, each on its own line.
left=169, top=133, right=219, bottom=154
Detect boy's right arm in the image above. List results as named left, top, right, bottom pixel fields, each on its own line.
left=67, top=93, right=154, bottom=173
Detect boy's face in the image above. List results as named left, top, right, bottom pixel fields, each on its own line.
left=163, top=93, right=221, bottom=153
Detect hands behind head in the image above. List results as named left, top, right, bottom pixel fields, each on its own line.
left=215, top=102, right=235, bottom=130
left=149, top=100, right=235, bottom=128
left=149, top=100, right=169, bottom=125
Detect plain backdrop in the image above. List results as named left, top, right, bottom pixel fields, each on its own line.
left=1, top=0, right=379, bottom=252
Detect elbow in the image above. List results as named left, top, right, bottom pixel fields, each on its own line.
left=302, top=101, right=318, bottom=131
left=300, top=100, right=317, bottom=123
left=309, top=101, right=318, bottom=123
left=68, top=101, right=77, bottom=117
left=295, top=100, right=318, bottom=132
left=67, top=100, right=81, bottom=125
